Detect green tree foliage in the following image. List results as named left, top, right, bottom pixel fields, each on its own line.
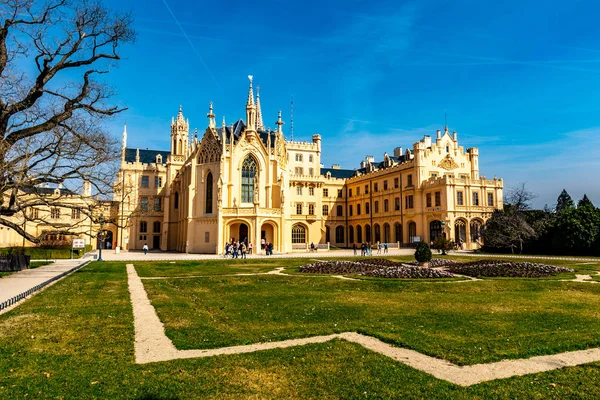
left=555, top=189, right=575, bottom=213
left=414, top=242, right=432, bottom=263
left=551, top=195, right=600, bottom=254
left=578, top=194, right=594, bottom=209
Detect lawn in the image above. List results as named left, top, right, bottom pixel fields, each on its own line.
left=1, top=257, right=600, bottom=399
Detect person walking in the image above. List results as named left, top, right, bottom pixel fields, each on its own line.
left=377, top=241, right=381, bottom=254
left=233, top=241, right=239, bottom=259
left=143, top=243, right=148, bottom=255
left=248, top=242, right=253, bottom=255
left=241, top=242, right=247, bottom=259
left=353, top=242, right=357, bottom=256
left=384, top=242, right=388, bottom=254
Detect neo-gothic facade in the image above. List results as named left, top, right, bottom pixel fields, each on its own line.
left=114, top=77, right=503, bottom=254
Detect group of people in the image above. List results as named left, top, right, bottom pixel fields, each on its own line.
left=224, top=238, right=251, bottom=259
left=352, top=241, right=388, bottom=256
left=262, top=240, right=274, bottom=256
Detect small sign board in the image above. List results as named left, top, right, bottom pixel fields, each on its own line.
left=72, top=239, right=86, bottom=249
left=413, top=236, right=421, bottom=243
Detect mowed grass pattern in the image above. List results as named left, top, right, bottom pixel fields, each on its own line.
left=0, top=259, right=599, bottom=398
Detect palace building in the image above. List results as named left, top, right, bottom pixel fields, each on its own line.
left=113, top=76, right=503, bottom=254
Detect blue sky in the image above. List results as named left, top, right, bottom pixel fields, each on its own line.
left=102, top=0, right=600, bottom=208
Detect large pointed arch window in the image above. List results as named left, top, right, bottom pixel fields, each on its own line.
left=241, top=156, right=258, bottom=203
left=205, top=172, right=213, bottom=214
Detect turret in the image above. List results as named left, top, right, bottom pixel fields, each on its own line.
left=275, top=110, right=284, bottom=134
left=207, top=101, right=216, bottom=129
left=245, top=76, right=257, bottom=138
left=171, top=105, right=189, bottom=156
left=256, top=86, right=264, bottom=131
left=121, top=124, right=127, bottom=161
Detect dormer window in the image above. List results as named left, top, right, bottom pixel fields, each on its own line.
left=446, top=146, right=449, bottom=153
left=156, top=154, right=163, bottom=164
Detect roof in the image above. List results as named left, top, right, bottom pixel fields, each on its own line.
left=21, top=186, right=76, bottom=196
left=124, top=148, right=170, bottom=164
left=321, top=167, right=356, bottom=179
left=217, top=119, right=275, bottom=148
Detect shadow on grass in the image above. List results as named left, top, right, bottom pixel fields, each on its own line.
left=136, top=394, right=180, bottom=400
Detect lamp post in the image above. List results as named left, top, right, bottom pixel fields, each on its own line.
left=98, top=214, right=105, bottom=262
left=440, top=221, right=447, bottom=255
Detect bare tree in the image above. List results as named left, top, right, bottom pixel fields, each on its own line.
left=0, top=0, right=135, bottom=242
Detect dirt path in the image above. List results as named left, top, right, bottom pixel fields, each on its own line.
left=127, top=264, right=600, bottom=386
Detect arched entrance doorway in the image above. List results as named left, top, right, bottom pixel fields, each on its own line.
left=228, top=221, right=251, bottom=245
left=98, top=230, right=113, bottom=249
left=430, top=220, right=442, bottom=243
left=260, top=221, right=278, bottom=252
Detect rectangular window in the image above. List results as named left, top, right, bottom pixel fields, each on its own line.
left=141, top=176, right=149, bottom=187
left=309, top=204, right=315, bottom=215
left=374, top=201, right=379, bottom=213
left=365, top=185, right=369, bottom=194
left=394, top=178, right=399, bottom=188
left=349, top=189, right=352, bottom=197
left=322, top=205, right=329, bottom=216
left=356, top=187, right=360, bottom=195
left=473, top=192, right=480, bottom=206
left=295, top=153, right=303, bottom=162
left=337, top=205, right=343, bottom=216
left=457, top=191, right=464, bottom=205
left=395, top=197, right=400, bottom=211
left=140, top=197, right=149, bottom=211
left=384, top=199, right=389, bottom=212
left=488, top=192, right=494, bottom=206
left=431, top=173, right=438, bottom=178
left=296, top=203, right=302, bottom=215
left=426, top=193, right=432, bottom=208
left=155, top=177, right=162, bottom=187
left=30, top=208, right=39, bottom=219
left=337, top=189, right=343, bottom=197
left=309, top=168, right=314, bottom=176
left=349, top=205, right=353, bottom=216
left=140, top=221, right=147, bottom=233
left=71, top=208, right=81, bottom=219
left=309, top=187, right=314, bottom=196
left=435, top=191, right=441, bottom=207
left=366, top=203, right=370, bottom=214
left=405, top=195, right=414, bottom=209
left=407, top=174, right=413, bottom=186
left=297, top=186, right=303, bottom=195
left=154, top=198, right=161, bottom=211
left=374, top=183, right=378, bottom=192
left=357, top=204, right=361, bottom=215
left=383, top=180, right=388, bottom=190
left=51, top=208, right=60, bottom=219
left=153, top=221, right=161, bottom=233
left=205, top=232, right=210, bottom=243
left=323, top=188, right=329, bottom=197
left=295, top=167, right=303, bottom=175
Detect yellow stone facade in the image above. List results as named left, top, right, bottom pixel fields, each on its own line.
left=115, top=77, right=503, bottom=254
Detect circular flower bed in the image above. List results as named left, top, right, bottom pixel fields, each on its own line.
left=445, top=260, right=573, bottom=278
left=299, top=261, right=382, bottom=275
left=363, top=266, right=454, bottom=279
left=405, top=258, right=458, bottom=268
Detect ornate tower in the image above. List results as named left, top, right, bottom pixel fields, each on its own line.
left=171, top=105, right=189, bottom=156
left=256, top=86, right=264, bottom=131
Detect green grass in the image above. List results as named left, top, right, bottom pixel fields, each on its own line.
left=1, top=259, right=600, bottom=398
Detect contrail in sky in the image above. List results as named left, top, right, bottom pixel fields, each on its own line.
left=162, top=0, right=220, bottom=86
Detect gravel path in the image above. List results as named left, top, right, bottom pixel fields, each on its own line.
left=127, top=263, right=600, bottom=386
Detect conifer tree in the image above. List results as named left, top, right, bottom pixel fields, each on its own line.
left=555, top=189, right=574, bottom=213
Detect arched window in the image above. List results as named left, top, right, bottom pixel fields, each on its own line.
left=430, top=220, right=442, bottom=242
left=241, top=156, right=258, bottom=203
left=292, top=224, right=306, bottom=243
left=357, top=225, right=362, bottom=243
left=335, top=226, right=344, bottom=243
left=205, top=172, right=213, bottom=213
left=174, top=192, right=179, bottom=209
left=374, top=224, right=381, bottom=242
left=140, top=221, right=147, bottom=233
left=153, top=221, right=161, bottom=233
left=365, top=225, right=371, bottom=242
left=408, top=222, right=417, bottom=243
left=349, top=225, right=354, bottom=243
left=395, top=223, right=402, bottom=243
left=383, top=223, right=390, bottom=243
left=470, top=220, right=483, bottom=243
left=455, top=220, right=467, bottom=243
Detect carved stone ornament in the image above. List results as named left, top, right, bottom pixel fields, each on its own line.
left=437, top=154, right=459, bottom=170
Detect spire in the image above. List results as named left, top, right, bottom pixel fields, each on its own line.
left=246, top=75, right=254, bottom=106
left=276, top=110, right=284, bottom=134
left=177, top=105, right=185, bottom=123
left=255, top=86, right=264, bottom=130
left=444, top=110, right=448, bottom=133
left=207, top=101, right=216, bottom=128
left=121, top=124, right=127, bottom=161
left=267, top=127, right=271, bottom=150
left=135, top=148, right=140, bottom=163
left=221, top=116, right=227, bottom=153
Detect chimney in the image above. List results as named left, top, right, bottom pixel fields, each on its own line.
left=422, top=135, right=431, bottom=148
left=393, top=147, right=403, bottom=157
left=366, top=155, right=374, bottom=164
left=331, top=164, right=340, bottom=170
